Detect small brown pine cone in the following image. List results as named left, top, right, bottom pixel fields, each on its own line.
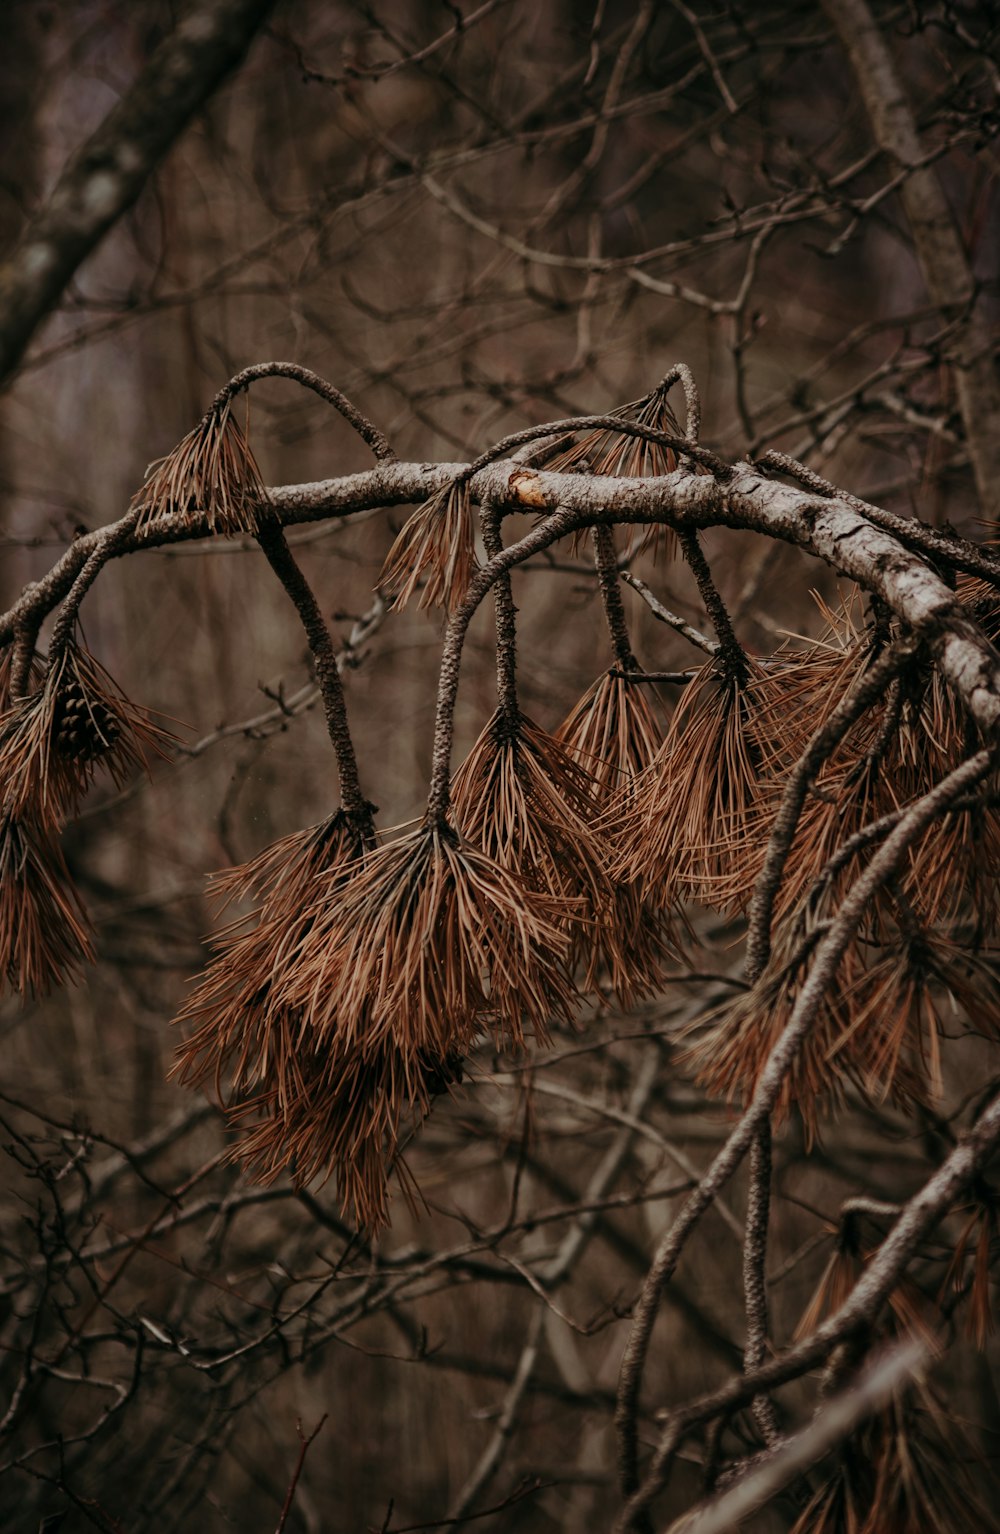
left=53, top=684, right=121, bottom=763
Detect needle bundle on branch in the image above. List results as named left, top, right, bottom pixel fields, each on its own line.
left=132, top=362, right=394, bottom=539
left=448, top=504, right=616, bottom=986
left=228, top=1037, right=463, bottom=1231
left=789, top=1214, right=996, bottom=1534
left=450, top=711, right=608, bottom=951
left=131, top=394, right=269, bottom=536
left=170, top=529, right=447, bottom=1227
left=540, top=367, right=691, bottom=558
left=0, top=635, right=175, bottom=829
left=554, top=523, right=678, bottom=1001
left=785, top=1389, right=1000, bottom=1534
left=716, top=590, right=998, bottom=933
left=688, top=888, right=869, bottom=1137
left=612, top=528, right=801, bottom=914
left=172, top=812, right=444, bottom=1230
left=694, top=861, right=1000, bottom=1137
left=283, top=818, right=578, bottom=1059
left=172, top=812, right=373, bottom=1103
left=176, top=525, right=583, bottom=1224
left=751, top=648, right=993, bottom=931
left=379, top=479, right=477, bottom=614
left=618, top=656, right=781, bottom=913
left=832, top=911, right=1000, bottom=1109
left=0, top=811, right=94, bottom=994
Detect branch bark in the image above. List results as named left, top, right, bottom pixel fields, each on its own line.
left=0, top=0, right=275, bottom=388
left=822, top=0, right=1000, bottom=516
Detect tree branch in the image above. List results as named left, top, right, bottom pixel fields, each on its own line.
left=821, top=0, right=1000, bottom=516
left=0, top=0, right=275, bottom=386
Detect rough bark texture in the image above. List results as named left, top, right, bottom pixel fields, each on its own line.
left=0, top=0, right=275, bottom=387
left=822, top=0, right=1000, bottom=517
left=6, top=455, right=1000, bottom=742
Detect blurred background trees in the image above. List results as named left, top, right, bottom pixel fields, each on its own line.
left=1, top=1, right=999, bottom=1530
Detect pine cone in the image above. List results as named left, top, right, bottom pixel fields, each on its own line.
left=53, top=683, right=121, bottom=763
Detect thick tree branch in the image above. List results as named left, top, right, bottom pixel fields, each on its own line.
left=0, top=0, right=275, bottom=387
left=6, top=455, right=1000, bottom=752
left=822, top=0, right=1000, bottom=515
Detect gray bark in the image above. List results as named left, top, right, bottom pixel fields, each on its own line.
left=0, top=0, right=275, bottom=389
left=4, top=455, right=1000, bottom=744
left=822, top=0, right=1000, bottom=517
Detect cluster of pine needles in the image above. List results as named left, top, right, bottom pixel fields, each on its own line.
left=6, top=381, right=1000, bottom=1268
left=0, top=634, right=172, bottom=996
left=157, top=426, right=1000, bottom=1232
left=783, top=1206, right=1000, bottom=1533
left=171, top=572, right=1000, bottom=1232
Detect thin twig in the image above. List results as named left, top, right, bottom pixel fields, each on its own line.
left=447, top=1304, right=545, bottom=1520
left=620, top=574, right=719, bottom=656
left=211, top=360, right=394, bottom=461
left=593, top=525, right=638, bottom=672
left=275, top=1414, right=328, bottom=1534
left=742, top=1121, right=780, bottom=1446
left=255, top=522, right=371, bottom=824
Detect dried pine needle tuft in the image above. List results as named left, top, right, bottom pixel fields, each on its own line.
left=0, top=813, right=95, bottom=994
left=379, top=480, right=477, bottom=614
left=131, top=397, right=269, bottom=536
left=0, top=639, right=177, bottom=828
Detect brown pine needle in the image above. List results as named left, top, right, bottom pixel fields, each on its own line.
left=940, top=1201, right=997, bottom=1350
left=739, top=661, right=990, bottom=929
left=172, top=812, right=369, bottom=1100
left=451, top=707, right=673, bottom=1008
left=0, top=812, right=95, bottom=994
left=556, top=670, right=667, bottom=809
left=542, top=384, right=682, bottom=557
left=227, top=1040, right=462, bottom=1231
left=834, top=923, right=1000, bottom=1110
left=688, top=898, right=864, bottom=1137
left=0, top=639, right=178, bottom=828
left=556, top=675, right=679, bottom=1001
left=614, top=658, right=777, bottom=914
left=173, top=813, right=444, bottom=1228
left=451, top=709, right=605, bottom=906
left=283, top=819, right=578, bottom=1061
left=131, top=397, right=269, bottom=536
left=786, top=1210, right=988, bottom=1534
left=379, top=480, right=478, bottom=614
